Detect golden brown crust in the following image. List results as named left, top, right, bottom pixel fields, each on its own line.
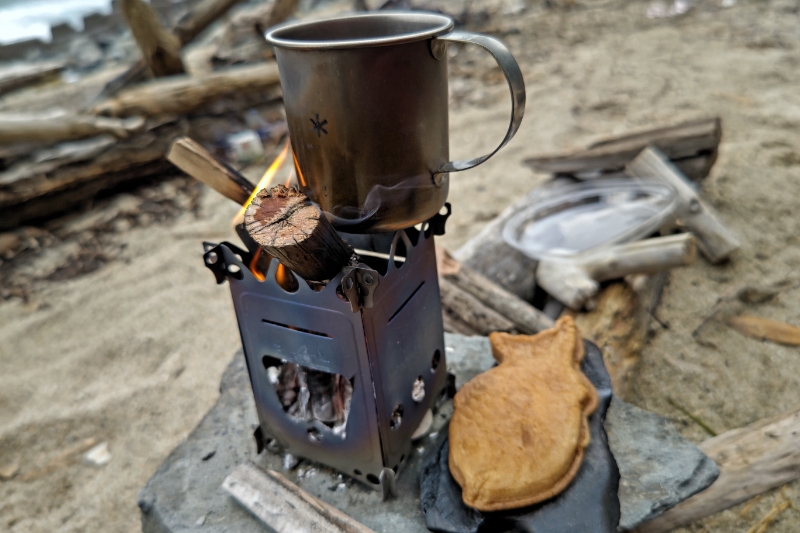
left=448, top=316, right=599, bottom=511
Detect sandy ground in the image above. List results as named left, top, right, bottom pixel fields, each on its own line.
left=3, top=0, right=800, bottom=531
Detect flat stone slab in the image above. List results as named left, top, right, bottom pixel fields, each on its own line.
left=606, top=398, right=720, bottom=531
left=140, top=334, right=718, bottom=533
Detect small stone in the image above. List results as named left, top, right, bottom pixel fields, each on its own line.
left=195, top=515, right=206, bottom=526
left=84, top=442, right=111, bottom=466
left=0, top=459, right=20, bottom=480
left=605, top=398, right=720, bottom=531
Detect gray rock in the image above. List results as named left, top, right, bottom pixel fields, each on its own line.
left=443, top=333, right=493, bottom=389
left=420, top=439, right=485, bottom=533
left=140, top=333, right=717, bottom=533
left=140, top=348, right=452, bottom=533
left=605, top=398, right=720, bottom=531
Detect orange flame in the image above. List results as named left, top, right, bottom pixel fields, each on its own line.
left=275, top=263, right=298, bottom=292
left=292, top=150, right=307, bottom=187
left=249, top=248, right=266, bottom=281
left=237, top=140, right=290, bottom=219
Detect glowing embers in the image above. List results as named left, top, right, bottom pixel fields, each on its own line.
left=263, top=356, right=353, bottom=439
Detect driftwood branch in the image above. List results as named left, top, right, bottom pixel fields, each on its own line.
left=439, top=277, right=516, bottom=336
left=121, top=0, right=186, bottom=77
left=223, top=462, right=375, bottom=533
left=626, top=146, right=739, bottom=263
left=173, top=0, right=245, bottom=44
left=537, top=234, right=696, bottom=310
left=0, top=114, right=144, bottom=144
left=0, top=61, right=65, bottom=95
left=213, top=0, right=299, bottom=65
left=245, top=185, right=353, bottom=284
left=437, top=247, right=554, bottom=334
left=524, top=118, right=721, bottom=180
left=634, top=407, right=800, bottom=533
left=569, top=275, right=668, bottom=398
left=167, top=137, right=254, bottom=205
left=98, top=0, right=246, bottom=100
left=93, top=62, right=281, bottom=118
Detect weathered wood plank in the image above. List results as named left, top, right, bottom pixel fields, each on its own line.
left=634, top=407, right=800, bottom=533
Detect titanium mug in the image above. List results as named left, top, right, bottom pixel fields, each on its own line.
left=265, top=12, right=525, bottom=233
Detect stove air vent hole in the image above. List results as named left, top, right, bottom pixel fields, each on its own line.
left=353, top=469, right=362, bottom=476
left=226, top=264, right=243, bottom=279
left=262, top=355, right=353, bottom=440
left=366, top=473, right=380, bottom=485
left=390, top=404, right=404, bottom=430
left=307, top=427, right=322, bottom=442
left=411, top=376, right=425, bottom=403
left=393, top=238, right=407, bottom=269
left=275, top=263, right=299, bottom=292
left=423, top=222, right=432, bottom=239
left=431, top=349, right=441, bottom=371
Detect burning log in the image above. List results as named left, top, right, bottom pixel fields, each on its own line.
left=437, top=247, right=554, bottom=334
left=245, top=185, right=354, bottom=285
left=537, top=234, right=696, bottom=310
left=223, top=462, right=375, bottom=533
left=626, top=146, right=740, bottom=264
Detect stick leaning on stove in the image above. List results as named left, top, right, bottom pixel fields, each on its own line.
left=167, top=136, right=554, bottom=332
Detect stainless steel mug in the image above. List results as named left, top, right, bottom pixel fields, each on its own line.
left=266, top=12, right=525, bottom=233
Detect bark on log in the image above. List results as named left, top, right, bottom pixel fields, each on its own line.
left=244, top=185, right=353, bottom=284
left=439, top=277, right=517, bottom=336
left=93, top=62, right=281, bottom=118
left=437, top=247, right=554, bottom=334
left=633, top=407, right=800, bottom=533
left=167, top=137, right=254, bottom=205
left=523, top=118, right=721, bottom=178
left=0, top=122, right=186, bottom=230
left=121, top=0, right=186, bottom=78
left=0, top=114, right=144, bottom=144
left=626, top=146, right=739, bottom=263
left=537, top=233, right=695, bottom=310
left=223, top=462, right=375, bottom=533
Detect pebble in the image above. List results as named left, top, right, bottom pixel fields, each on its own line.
left=84, top=442, right=111, bottom=466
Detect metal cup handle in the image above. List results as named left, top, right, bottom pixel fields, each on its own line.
left=431, top=31, right=526, bottom=182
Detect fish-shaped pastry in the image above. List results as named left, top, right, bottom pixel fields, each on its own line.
left=448, top=316, right=598, bottom=511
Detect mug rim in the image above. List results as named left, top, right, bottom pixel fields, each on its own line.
left=265, top=12, right=454, bottom=50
